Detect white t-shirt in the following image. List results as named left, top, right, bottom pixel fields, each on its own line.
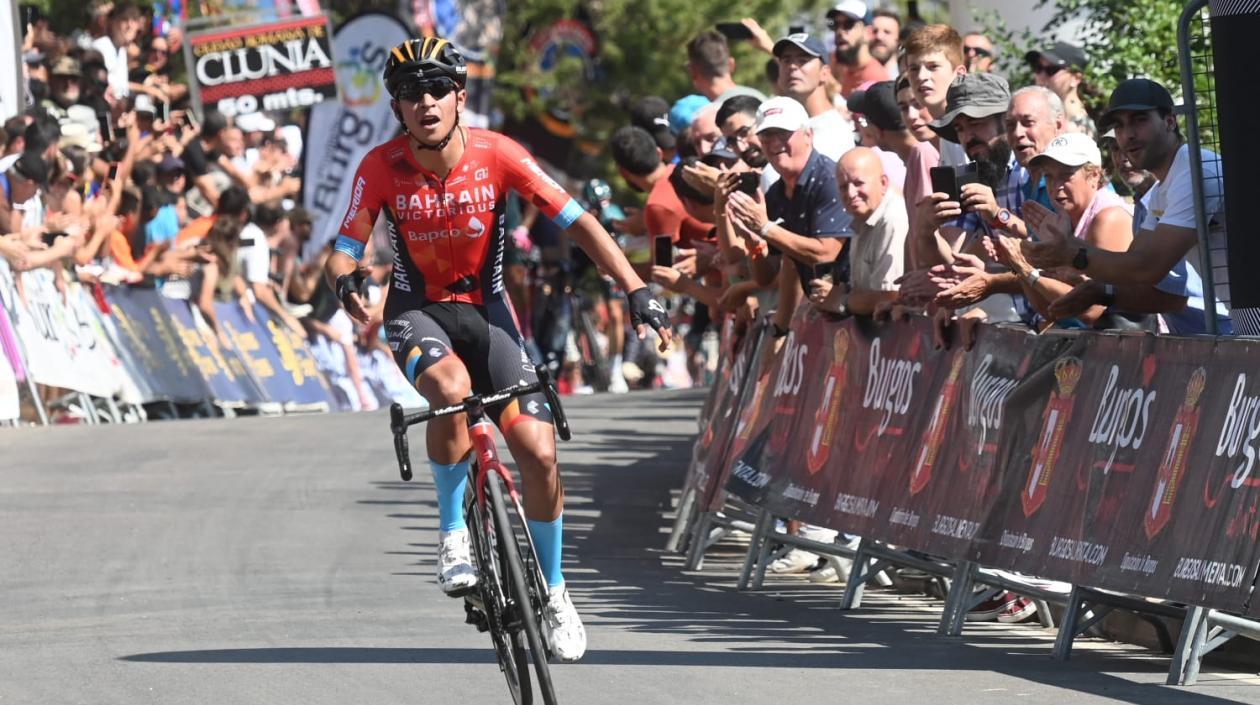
left=1141, top=143, right=1227, bottom=292
left=91, top=35, right=129, bottom=99
left=808, top=109, right=856, bottom=163
left=237, top=223, right=271, bottom=285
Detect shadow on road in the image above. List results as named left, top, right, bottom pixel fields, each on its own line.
left=118, top=389, right=1247, bottom=703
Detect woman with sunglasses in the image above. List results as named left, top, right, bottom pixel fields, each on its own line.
left=324, top=37, right=673, bottom=664
left=1025, top=41, right=1097, bottom=138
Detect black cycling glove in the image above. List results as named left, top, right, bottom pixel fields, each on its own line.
left=628, top=287, right=671, bottom=335
left=335, top=270, right=370, bottom=309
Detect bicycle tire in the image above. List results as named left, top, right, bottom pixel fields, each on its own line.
left=466, top=465, right=532, bottom=704
left=576, top=303, right=611, bottom=392
left=486, top=471, right=560, bottom=705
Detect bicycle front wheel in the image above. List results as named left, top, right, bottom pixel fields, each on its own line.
left=486, top=471, right=559, bottom=705
left=466, top=467, right=531, bottom=704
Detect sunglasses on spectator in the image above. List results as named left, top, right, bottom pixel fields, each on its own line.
left=964, top=46, right=992, bottom=58
left=826, top=16, right=859, bottom=31
left=395, top=78, right=458, bottom=102
left=1032, top=63, right=1064, bottom=77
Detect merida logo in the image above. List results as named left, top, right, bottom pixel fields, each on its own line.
left=342, top=176, right=366, bottom=229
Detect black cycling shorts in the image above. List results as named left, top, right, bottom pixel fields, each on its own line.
left=386, top=299, right=553, bottom=428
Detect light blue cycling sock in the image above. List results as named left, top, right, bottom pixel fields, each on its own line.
left=527, top=515, right=565, bottom=588
left=430, top=458, right=470, bottom=533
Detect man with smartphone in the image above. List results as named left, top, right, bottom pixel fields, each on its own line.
left=723, top=97, right=852, bottom=577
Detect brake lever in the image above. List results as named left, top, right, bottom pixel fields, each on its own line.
left=389, top=403, right=413, bottom=481
left=534, top=365, right=571, bottom=442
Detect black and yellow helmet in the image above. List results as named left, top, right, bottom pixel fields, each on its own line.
left=383, top=37, right=468, bottom=97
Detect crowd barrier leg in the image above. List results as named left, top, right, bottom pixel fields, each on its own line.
left=684, top=511, right=713, bottom=571
left=737, top=508, right=774, bottom=590
left=79, top=393, right=100, bottom=425
left=665, top=486, right=698, bottom=554
left=1168, top=605, right=1208, bottom=684
left=938, top=561, right=976, bottom=636
left=839, top=538, right=874, bottom=610
left=24, top=376, right=48, bottom=425
left=1168, top=608, right=1260, bottom=685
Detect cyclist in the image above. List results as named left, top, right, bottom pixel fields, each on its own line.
left=325, top=37, right=672, bottom=662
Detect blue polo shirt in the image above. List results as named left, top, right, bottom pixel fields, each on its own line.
left=764, top=149, right=853, bottom=289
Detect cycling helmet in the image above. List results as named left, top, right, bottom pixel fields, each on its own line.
left=581, top=179, right=613, bottom=208
left=383, top=37, right=468, bottom=98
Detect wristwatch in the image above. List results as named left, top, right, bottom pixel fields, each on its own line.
left=770, top=322, right=790, bottom=338
left=991, top=208, right=1014, bottom=228
left=1072, top=246, right=1089, bottom=270
left=1025, top=268, right=1042, bottom=286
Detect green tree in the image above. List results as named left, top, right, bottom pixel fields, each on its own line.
left=493, top=0, right=828, bottom=149
left=977, top=0, right=1197, bottom=116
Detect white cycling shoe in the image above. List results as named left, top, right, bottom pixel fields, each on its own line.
left=542, top=585, right=587, bottom=662
left=437, top=529, right=477, bottom=596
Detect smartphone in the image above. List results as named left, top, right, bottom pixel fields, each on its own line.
left=736, top=172, right=760, bottom=196
left=654, top=235, right=673, bottom=267
left=97, top=112, right=115, bottom=144
left=162, top=100, right=170, bottom=124
left=715, top=22, right=754, bottom=40
left=929, top=166, right=959, bottom=201
left=41, top=232, right=63, bottom=247
left=107, top=162, right=119, bottom=181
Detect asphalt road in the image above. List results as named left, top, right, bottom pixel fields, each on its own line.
left=3, top=388, right=1260, bottom=704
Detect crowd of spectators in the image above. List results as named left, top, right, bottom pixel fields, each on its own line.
left=0, top=2, right=408, bottom=407
left=589, top=1, right=1235, bottom=614
left=0, top=1, right=1236, bottom=410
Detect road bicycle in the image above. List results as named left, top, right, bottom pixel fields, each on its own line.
left=389, top=365, right=571, bottom=705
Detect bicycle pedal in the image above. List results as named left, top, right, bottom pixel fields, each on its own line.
left=463, top=599, right=490, bottom=633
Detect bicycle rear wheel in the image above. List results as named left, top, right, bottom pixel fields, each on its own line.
left=466, top=466, right=532, bottom=704
left=486, top=471, right=559, bottom=705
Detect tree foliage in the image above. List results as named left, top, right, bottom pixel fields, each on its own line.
left=493, top=0, right=827, bottom=146
left=977, top=0, right=1190, bottom=114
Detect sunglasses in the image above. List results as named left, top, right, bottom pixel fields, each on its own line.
left=826, top=16, right=859, bottom=31
left=395, top=78, right=458, bottom=102
left=1032, top=63, right=1064, bottom=77
left=964, top=46, right=992, bottom=59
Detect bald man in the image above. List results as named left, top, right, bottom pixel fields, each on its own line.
left=815, top=147, right=908, bottom=315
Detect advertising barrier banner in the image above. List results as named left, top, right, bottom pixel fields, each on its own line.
left=0, top=263, right=128, bottom=399
left=162, top=297, right=267, bottom=406
left=105, top=286, right=213, bottom=404
left=684, top=321, right=764, bottom=513
left=186, top=14, right=338, bottom=118
left=715, top=312, right=1260, bottom=612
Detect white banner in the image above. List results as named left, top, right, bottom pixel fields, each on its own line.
left=0, top=262, right=131, bottom=399
left=300, top=12, right=409, bottom=260
left=0, top=1, right=23, bottom=122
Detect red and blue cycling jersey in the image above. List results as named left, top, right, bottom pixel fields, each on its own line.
left=335, top=130, right=584, bottom=308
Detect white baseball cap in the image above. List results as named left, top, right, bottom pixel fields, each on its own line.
left=754, top=97, right=809, bottom=135
left=1029, top=132, right=1102, bottom=170
left=235, top=112, right=277, bottom=133
left=827, top=0, right=869, bottom=21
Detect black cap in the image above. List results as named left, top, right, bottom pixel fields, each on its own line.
left=846, top=81, right=904, bottom=131
left=10, top=151, right=48, bottom=186
left=1025, top=41, right=1087, bottom=72
left=928, top=73, right=1011, bottom=143
left=629, top=95, right=676, bottom=151
left=1102, top=78, right=1175, bottom=125
left=773, top=33, right=829, bottom=64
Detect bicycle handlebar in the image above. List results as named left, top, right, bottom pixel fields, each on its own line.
left=389, top=364, right=571, bottom=481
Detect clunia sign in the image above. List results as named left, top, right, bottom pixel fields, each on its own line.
left=186, top=15, right=339, bottom=118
